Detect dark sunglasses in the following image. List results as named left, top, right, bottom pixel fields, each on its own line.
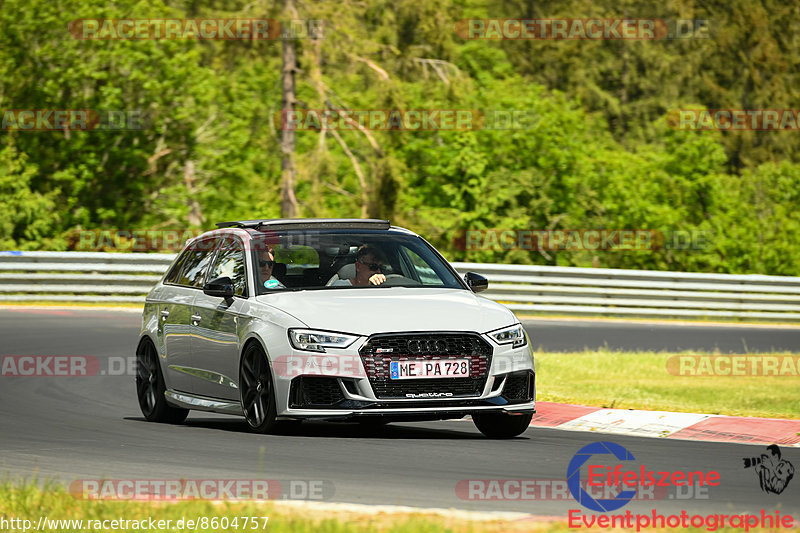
left=359, top=261, right=386, bottom=272
left=259, top=259, right=275, bottom=268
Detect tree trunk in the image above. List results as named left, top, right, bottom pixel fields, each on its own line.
left=184, top=160, right=204, bottom=227
left=280, top=0, right=299, bottom=218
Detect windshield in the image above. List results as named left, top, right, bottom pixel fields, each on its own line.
left=250, top=229, right=463, bottom=294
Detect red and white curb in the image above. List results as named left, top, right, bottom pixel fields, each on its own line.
left=531, top=402, right=800, bottom=447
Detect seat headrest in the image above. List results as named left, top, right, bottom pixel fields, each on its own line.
left=337, top=262, right=356, bottom=280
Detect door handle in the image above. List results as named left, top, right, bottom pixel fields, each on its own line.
left=160, top=309, right=170, bottom=320
left=191, top=314, right=202, bottom=324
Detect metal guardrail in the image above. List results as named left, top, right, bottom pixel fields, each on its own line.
left=0, top=251, right=172, bottom=303
left=454, top=262, right=800, bottom=320
left=2, top=251, right=800, bottom=321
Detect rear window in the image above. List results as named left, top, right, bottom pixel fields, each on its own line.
left=177, top=239, right=217, bottom=288
left=207, top=237, right=247, bottom=296
left=164, top=250, right=190, bottom=284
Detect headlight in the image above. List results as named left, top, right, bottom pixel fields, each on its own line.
left=486, top=324, right=527, bottom=348
left=288, top=329, right=358, bottom=353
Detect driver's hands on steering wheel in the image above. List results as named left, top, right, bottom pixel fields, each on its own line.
left=368, top=273, right=387, bottom=285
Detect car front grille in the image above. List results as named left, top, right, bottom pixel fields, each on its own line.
left=359, top=333, right=492, bottom=399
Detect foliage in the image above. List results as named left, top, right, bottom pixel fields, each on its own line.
left=0, top=0, right=798, bottom=275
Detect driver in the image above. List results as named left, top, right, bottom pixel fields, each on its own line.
left=332, top=244, right=388, bottom=286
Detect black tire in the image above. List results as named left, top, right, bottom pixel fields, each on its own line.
left=136, top=338, right=189, bottom=424
left=239, top=343, right=278, bottom=434
left=472, top=412, right=533, bottom=439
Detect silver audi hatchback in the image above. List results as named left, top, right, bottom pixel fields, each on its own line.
left=136, top=219, right=535, bottom=438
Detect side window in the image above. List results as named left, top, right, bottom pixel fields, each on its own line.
left=164, top=249, right=190, bottom=284
left=207, top=237, right=247, bottom=296
left=178, top=239, right=217, bottom=288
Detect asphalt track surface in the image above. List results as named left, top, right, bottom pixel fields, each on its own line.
left=0, top=307, right=798, bottom=519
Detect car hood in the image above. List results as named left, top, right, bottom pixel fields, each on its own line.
left=254, top=287, right=517, bottom=336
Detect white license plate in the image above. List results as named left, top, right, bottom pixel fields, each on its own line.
left=389, top=359, right=470, bottom=380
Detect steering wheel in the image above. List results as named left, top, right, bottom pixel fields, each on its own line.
left=380, top=274, right=421, bottom=287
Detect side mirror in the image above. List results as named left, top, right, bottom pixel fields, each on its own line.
left=464, top=272, right=488, bottom=293
left=203, top=276, right=235, bottom=298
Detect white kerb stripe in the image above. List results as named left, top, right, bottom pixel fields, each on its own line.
left=557, top=409, right=711, bottom=438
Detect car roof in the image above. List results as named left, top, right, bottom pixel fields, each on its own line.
left=216, top=218, right=391, bottom=231
left=182, top=219, right=417, bottom=250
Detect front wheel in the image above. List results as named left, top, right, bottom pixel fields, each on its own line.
left=472, top=412, right=532, bottom=439
left=136, top=339, right=189, bottom=424
left=239, top=343, right=278, bottom=433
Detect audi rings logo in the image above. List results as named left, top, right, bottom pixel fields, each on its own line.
left=407, top=339, right=448, bottom=354
left=567, top=442, right=637, bottom=512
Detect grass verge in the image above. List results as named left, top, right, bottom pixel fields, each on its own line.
left=536, top=349, right=800, bottom=419
left=1, top=482, right=796, bottom=533
left=0, top=481, right=553, bottom=533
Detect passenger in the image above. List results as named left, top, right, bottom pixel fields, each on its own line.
left=258, top=246, right=285, bottom=289
left=333, top=244, right=388, bottom=286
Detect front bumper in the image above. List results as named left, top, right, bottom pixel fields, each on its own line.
left=281, top=401, right=536, bottom=422
left=271, top=330, right=536, bottom=419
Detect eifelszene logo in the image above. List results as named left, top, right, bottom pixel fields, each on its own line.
left=567, top=441, right=721, bottom=513
left=568, top=442, right=637, bottom=512
left=743, top=444, right=795, bottom=495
